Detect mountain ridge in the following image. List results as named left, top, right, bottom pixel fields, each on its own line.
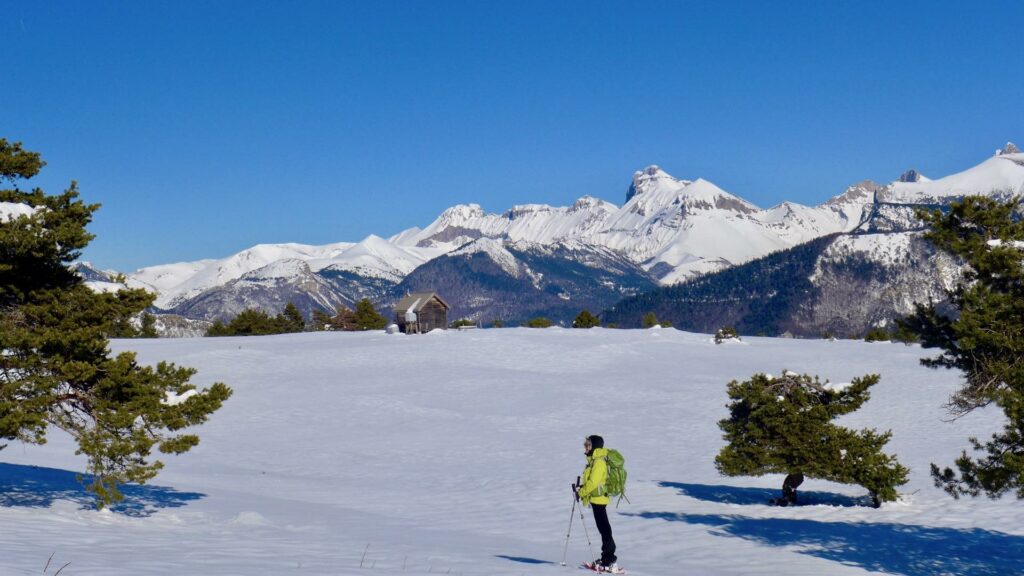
left=49, top=143, right=1024, bottom=329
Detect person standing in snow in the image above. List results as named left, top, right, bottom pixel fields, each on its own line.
left=578, top=434, right=618, bottom=572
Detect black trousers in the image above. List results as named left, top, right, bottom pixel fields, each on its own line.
left=591, top=503, right=617, bottom=565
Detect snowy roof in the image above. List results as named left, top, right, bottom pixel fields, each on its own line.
left=394, top=292, right=450, bottom=313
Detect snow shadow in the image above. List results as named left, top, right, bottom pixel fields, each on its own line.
left=629, top=512, right=1024, bottom=576
left=658, top=481, right=872, bottom=507
left=494, top=555, right=556, bottom=565
left=0, top=462, right=205, bottom=517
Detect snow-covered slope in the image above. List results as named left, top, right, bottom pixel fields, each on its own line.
left=2, top=330, right=1021, bottom=575
left=134, top=239, right=441, bottom=311
left=395, top=165, right=865, bottom=285
left=881, top=145, right=1024, bottom=204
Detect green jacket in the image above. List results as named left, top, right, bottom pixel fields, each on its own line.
left=580, top=447, right=610, bottom=506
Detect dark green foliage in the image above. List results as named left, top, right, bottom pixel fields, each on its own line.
left=716, top=371, right=909, bottom=505
left=890, top=321, right=918, bottom=345
left=863, top=327, right=891, bottom=342
left=205, top=302, right=307, bottom=336
left=641, top=312, right=659, bottom=328
left=714, top=326, right=740, bottom=344
left=572, top=309, right=600, bottom=328
left=280, top=302, right=305, bottom=333
left=900, top=196, right=1024, bottom=499
left=450, top=318, right=476, bottom=328
left=491, top=319, right=505, bottom=328
left=206, top=309, right=280, bottom=336
left=525, top=317, right=553, bottom=328
left=0, top=139, right=231, bottom=507
left=139, top=313, right=159, bottom=338
left=352, top=298, right=387, bottom=330
left=0, top=139, right=45, bottom=183
left=205, top=319, right=230, bottom=336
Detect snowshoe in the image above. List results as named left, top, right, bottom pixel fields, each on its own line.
left=581, top=561, right=626, bottom=574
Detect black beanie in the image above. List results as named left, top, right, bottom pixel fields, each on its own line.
left=587, top=435, right=604, bottom=449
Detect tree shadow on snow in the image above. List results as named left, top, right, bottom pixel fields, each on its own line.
left=626, top=511, right=1024, bottom=576
left=495, top=555, right=556, bottom=565
left=659, top=481, right=872, bottom=507
left=0, top=462, right=205, bottom=517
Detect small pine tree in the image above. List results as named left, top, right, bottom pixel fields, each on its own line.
left=352, top=298, right=387, bottom=330
left=451, top=318, right=476, bottom=328
left=279, top=302, right=305, bottom=333
left=206, top=319, right=231, bottom=336
left=714, top=326, right=740, bottom=344
left=641, top=312, right=660, bottom=328
left=526, top=317, right=553, bottom=328
left=231, top=309, right=281, bottom=335
left=572, top=309, right=600, bottom=328
left=864, top=327, right=891, bottom=342
left=491, top=319, right=505, bottom=328
left=890, top=322, right=919, bottom=345
left=715, top=371, right=909, bottom=506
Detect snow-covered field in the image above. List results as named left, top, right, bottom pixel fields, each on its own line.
left=2, top=329, right=1022, bottom=575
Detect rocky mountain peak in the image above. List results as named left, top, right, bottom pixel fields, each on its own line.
left=626, top=165, right=677, bottom=202
left=998, top=142, right=1020, bottom=156
left=824, top=180, right=879, bottom=207
left=438, top=204, right=486, bottom=223
left=898, top=169, right=923, bottom=183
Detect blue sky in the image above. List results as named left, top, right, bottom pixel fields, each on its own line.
left=4, top=1, right=1023, bottom=271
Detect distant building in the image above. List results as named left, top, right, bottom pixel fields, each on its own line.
left=394, top=292, right=450, bottom=334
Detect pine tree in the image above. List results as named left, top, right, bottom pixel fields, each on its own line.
left=139, top=312, right=159, bottom=338
left=863, top=327, right=891, bottom=342
left=279, top=302, right=305, bottom=333
left=225, top=309, right=280, bottom=335
left=572, top=309, right=600, bottom=328
left=0, top=138, right=232, bottom=507
left=641, top=312, right=659, bottom=328
left=352, top=298, right=387, bottom=330
left=714, top=326, right=740, bottom=344
left=900, top=196, right=1024, bottom=498
left=206, top=319, right=231, bottom=336
left=311, top=309, right=333, bottom=331
left=715, top=371, right=908, bottom=506
left=525, top=317, right=553, bottom=328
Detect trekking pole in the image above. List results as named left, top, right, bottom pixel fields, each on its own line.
left=560, top=477, right=580, bottom=566
left=575, top=480, right=597, bottom=562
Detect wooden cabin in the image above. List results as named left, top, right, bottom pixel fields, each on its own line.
left=394, top=292, right=450, bottom=334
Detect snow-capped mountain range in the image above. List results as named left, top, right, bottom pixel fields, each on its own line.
left=11, top=142, right=1020, bottom=327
